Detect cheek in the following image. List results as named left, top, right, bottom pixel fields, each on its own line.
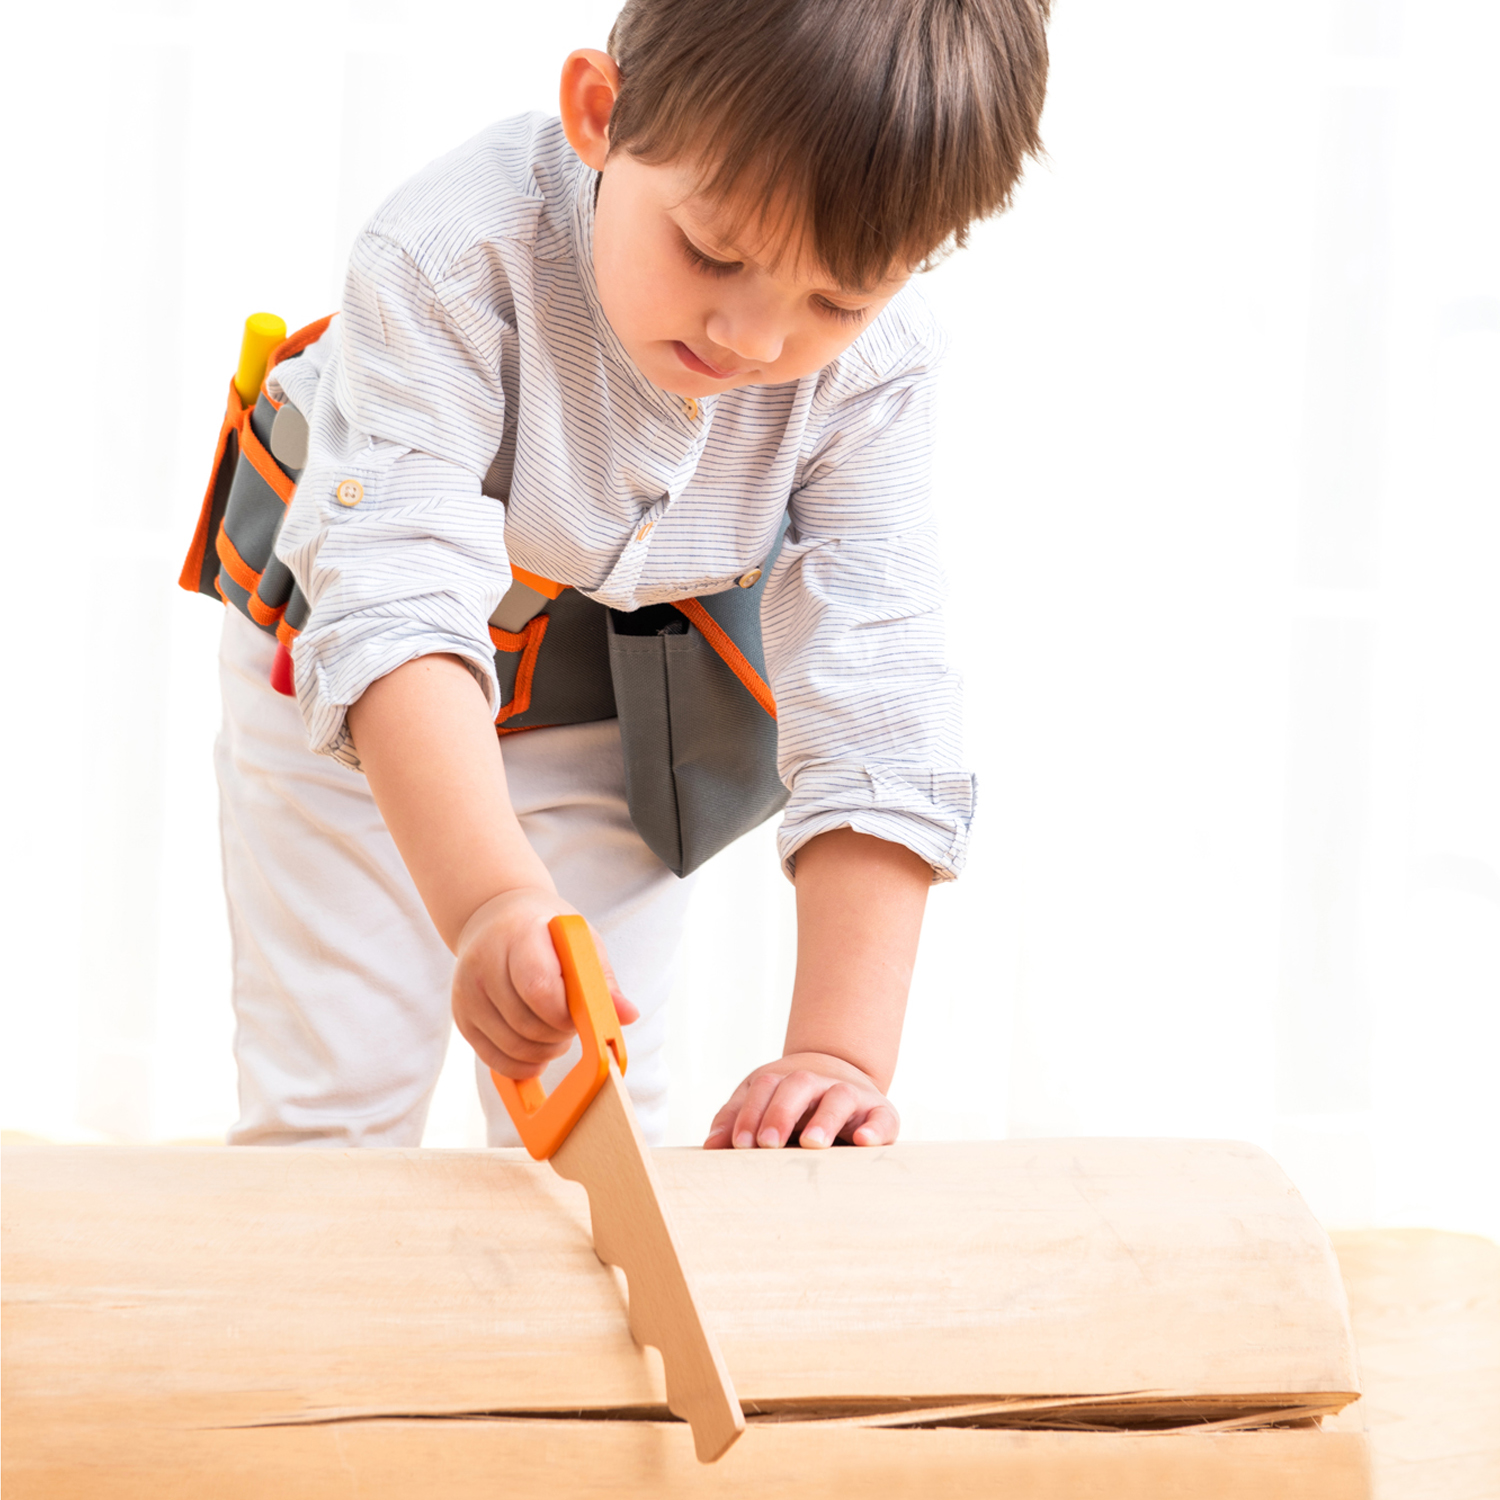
left=598, top=244, right=697, bottom=343
left=592, top=232, right=634, bottom=330
left=769, top=320, right=868, bottom=382
left=641, top=267, right=701, bottom=333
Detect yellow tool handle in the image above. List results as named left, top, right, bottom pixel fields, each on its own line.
left=233, top=312, right=287, bottom=407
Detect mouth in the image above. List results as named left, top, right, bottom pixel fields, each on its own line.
left=673, top=341, right=741, bottom=380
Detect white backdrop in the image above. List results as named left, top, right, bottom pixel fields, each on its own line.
left=3, top=0, right=1496, bottom=1239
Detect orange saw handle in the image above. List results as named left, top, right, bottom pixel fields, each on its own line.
left=491, top=914, right=628, bottom=1160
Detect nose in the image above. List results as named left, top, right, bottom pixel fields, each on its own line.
left=705, top=296, right=785, bottom=366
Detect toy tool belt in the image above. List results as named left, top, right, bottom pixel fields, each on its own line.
left=179, top=317, right=788, bottom=878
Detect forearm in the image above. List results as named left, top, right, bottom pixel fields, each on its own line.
left=346, top=654, right=552, bottom=949
left=785, top=829, right=930, bottom=1090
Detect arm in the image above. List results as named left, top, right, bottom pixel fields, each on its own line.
left=706, top=303, right=969, bottom=1148
left=273, top=227, right=619, bottom=1070
left=348, top=654, right=636, bottom=1078
left=704, top=829, right=929, bottom=1149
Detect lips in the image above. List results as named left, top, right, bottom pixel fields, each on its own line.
left=674, top=341, right=740, bottom=379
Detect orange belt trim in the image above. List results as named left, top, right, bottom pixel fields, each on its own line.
left=275, top=619, right=300, bottom=649
left=490, top=613, right=551, bottom=724
left=239, top=412, right=295, bottom=504
left=215, top=525, right=261, bottom=595
left=247, top=590, right=286, bottom=629
left=178, top=378, right=246, bottom=594
left=672, top=598, right=777, bottom=719
left=510, top=566, right=567, bottom=600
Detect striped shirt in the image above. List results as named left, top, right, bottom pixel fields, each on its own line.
left=273, top=114, right=974, bottom=880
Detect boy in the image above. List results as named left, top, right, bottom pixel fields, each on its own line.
left=209, top=0, right=1049, bottom=1151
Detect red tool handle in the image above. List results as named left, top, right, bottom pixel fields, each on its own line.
left=269, top=642, right=296, bottom=697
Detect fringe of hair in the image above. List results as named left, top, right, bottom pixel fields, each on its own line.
left=606, top=0, right=1051, bottom=289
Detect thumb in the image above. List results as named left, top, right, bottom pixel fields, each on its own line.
left=509, top=921, right=571, bottom=1033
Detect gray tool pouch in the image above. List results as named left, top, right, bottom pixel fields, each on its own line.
left=186, top=341, right=790, bottom=881
left=605, top=529, right=789, bottom=878
left=189, top=386, right=313, bottom=640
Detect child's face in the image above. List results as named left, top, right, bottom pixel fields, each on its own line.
left=592, top=152, right=909, bottom=399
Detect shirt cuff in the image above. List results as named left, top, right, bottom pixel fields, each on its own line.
left=265, top=327, right=333, bottom=415
left=776, top=762, right=977, bottom=883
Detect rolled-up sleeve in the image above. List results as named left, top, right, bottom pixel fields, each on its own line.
left=274, top=231, right=514, bottom=768
left=765, top=333, right=976, bottom=883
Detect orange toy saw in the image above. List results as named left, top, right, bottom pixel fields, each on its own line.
left=493, top=915, right=744, bottom=1463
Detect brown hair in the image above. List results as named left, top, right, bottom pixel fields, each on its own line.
left=605, top=0, right=1050, bottom=291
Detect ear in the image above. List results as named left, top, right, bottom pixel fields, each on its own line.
left=559, top=49, right=620, bottom=171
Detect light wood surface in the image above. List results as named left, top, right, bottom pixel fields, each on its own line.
left=5, top=1419, right=1373, bottom=1500
left=552, top=1063, right=743, bottom=1461
left=1332, top=1229, right=1500, bottom=1500
left=3, top=1137, right=1367, bottom=1497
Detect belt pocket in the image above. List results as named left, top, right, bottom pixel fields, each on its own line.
left=212, top=391, right=312, bottom=636
left=490, top=586, right=618, bottom=731
left=606, top=578, right=788, bottom=879
left=179, top=317, right=333, bottom=649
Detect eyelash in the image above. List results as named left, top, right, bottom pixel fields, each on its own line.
left=682, top=239, right=739, bottom=278
left=681, top=237, right=870, bottom=325
left=813, top=299, right=869, bottom=326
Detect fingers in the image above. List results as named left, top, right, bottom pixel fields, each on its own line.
left=703, top=1082, right=750, bottom=1148
left=453, top=906, right=641, bottom=1081
left=710, top=1068, right=902, bottom=1150
left=812, top=1099, right=900, bottom=1148
left=453, top=956, right=568, bottom=1072
left=849, top=1105, right=900, bottom=1146
left=458, top=1000, right=570, bottom=1078
left=453, top=1008, right=521, bottom=1076
left=751, top=1071, right=837, bottom=1149
left=729, top=1071, right=788, bottom=1149
left=452, top=928, right=567, bottom=1080
left=796, top=1082, right=865, bottom=1149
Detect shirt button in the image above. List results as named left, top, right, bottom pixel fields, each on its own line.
left=335, top=478, right=364, bottom=507
left=737, top=568, right=763, bottom=589
left=682, top=397, right=700, bottom=420
left=636, top=521, right=655, bottom=541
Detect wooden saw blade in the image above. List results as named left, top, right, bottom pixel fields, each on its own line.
left=550, top=1058, right=745, bottom=1463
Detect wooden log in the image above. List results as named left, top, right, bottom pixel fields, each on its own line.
left=2, top=1138, right=1368, bottom=1497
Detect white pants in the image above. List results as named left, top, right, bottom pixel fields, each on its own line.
left=215, top=608, right=692, bottom=1147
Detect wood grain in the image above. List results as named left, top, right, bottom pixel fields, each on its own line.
left=3, top=1138, right=1367, bottom=1495
left=552, top=1063, right=743, bottom=1461
left=1, top=1138, right=1358, bottom=1422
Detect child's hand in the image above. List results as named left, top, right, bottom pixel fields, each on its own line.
left=703, top=1053, right=900, bottom=1150
left=452, top=889, right=638, bottom=1078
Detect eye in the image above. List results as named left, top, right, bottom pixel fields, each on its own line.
left=814, top=297, right=870, bottom=326
left=681, top=235, right=741, bottom=278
